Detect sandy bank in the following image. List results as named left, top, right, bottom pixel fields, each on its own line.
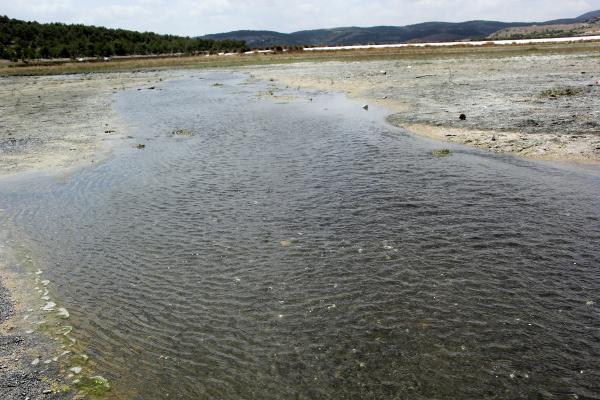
left=248, top=52, right=600, bottom=163
left=0, top=72, right=165, bottom=178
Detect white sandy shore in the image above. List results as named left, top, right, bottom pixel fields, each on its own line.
left=305, top=35, right=600, bottom=51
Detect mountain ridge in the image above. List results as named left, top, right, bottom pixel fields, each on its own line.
left=202, top=10, right=600, bottom=47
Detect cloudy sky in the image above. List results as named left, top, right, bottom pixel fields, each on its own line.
left=2, top=0, right=600, bottom=36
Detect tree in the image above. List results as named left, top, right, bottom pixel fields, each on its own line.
left=0, top=15, right=246, bottom=60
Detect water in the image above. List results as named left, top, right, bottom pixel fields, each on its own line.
left=1, top=71, right=599, bottom=399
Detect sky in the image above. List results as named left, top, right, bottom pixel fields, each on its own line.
left=2, top=0, right=600, bottom=36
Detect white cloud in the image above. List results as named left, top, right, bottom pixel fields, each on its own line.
left=1, top=0, right=599, bottom=35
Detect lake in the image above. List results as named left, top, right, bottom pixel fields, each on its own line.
left=1, top=71, right=599, bottom=399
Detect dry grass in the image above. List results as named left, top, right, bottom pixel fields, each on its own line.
left=1, top=41, right=599, bottom=76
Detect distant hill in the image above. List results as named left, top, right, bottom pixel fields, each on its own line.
left=490, top=11, right=600, bottom=40
left=202, top=10, right=600, bottom=48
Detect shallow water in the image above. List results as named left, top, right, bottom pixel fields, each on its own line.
left=1, top=71, right=599, bottom=399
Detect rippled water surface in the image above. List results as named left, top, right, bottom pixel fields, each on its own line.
left=1, top=72, right=600, bottom=399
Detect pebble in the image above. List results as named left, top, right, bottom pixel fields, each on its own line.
left=57, top=308, right=70, bottom=319
left=69, top=366, right=82, bottom=374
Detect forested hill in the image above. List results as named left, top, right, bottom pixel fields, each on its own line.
left=0, top=16, right=246, bottom=61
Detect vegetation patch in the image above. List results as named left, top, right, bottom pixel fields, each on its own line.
left=539, top=86, right=584, bottom=98
left=50, top=381, right=71, bottom=394
left=75, top=376, right=111, bottom=396
left=173, top=128, right=193, bottom=136
left=432, top=149, right=452, bottom=157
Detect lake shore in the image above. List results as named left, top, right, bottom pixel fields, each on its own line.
left=0, top=73, right=168, bottom=398
left=2, top=44, right=600, bottom=179
left=249, top=52, right=600, bottom=163
left=0, top=230, right=68, bottom=399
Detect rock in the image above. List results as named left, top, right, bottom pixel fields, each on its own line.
left=57, top=308, right=70, bottom=319
left=70, top=366, right=82, bottom=374
left=173, top=129, right=193, bottom=136
left=76, top=375, right=111, bottom=395
left=459, top=113, right=467, bottom=120
left=362, top=104, right=369, bottom=110
left=432, top=149, right=452, bottom=157
left=42, top=302, right=56, bottom=311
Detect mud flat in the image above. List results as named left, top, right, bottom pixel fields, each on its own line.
left=0, top=72, right=166, bottom=177
left=249, top=51, right=600, bottom=162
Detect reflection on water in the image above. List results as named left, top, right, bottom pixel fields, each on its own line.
left=1, top=72, right=599, bottom=399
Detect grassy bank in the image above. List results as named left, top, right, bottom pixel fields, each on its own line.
left=1, top=41, right=599, bottom=76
